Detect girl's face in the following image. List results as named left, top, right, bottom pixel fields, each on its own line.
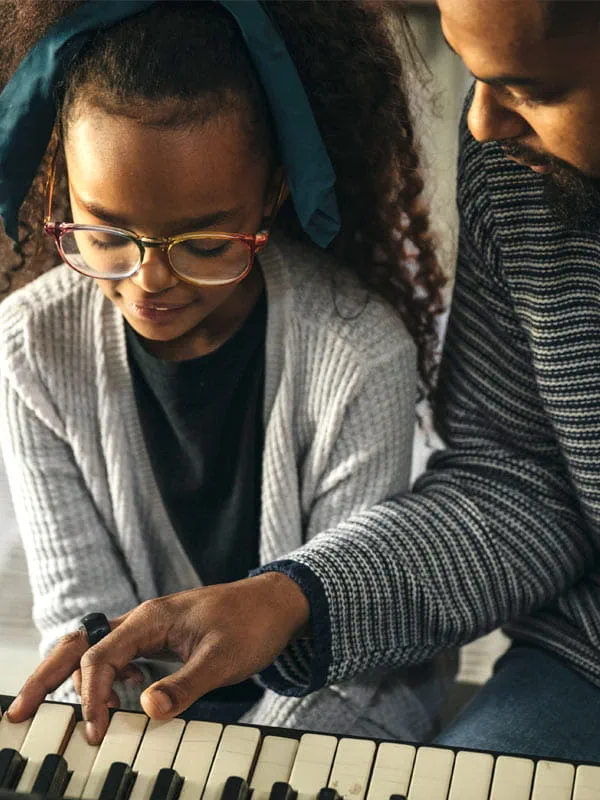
left=64, top=102, right=276, bottom=359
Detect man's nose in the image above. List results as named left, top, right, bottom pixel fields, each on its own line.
left=130, top=245, right=178, bottom=293
left=467, top=81, right=531, bottom=143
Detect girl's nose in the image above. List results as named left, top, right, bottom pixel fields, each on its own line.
left=130, top=245, right=178, bottom=293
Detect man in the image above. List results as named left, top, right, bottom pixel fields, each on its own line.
left=9, top=0, right=600, bottom=762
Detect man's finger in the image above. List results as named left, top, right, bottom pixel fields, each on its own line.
left=73, top=668, right=121, bottom=710
left=141, top=635, right=237, bottom=719
left=72, top=668, right=82, bottom=697
left=80, top=660, right=117, bottom=744
left=79, top=605, right=170, bottom=741
left=119, top=663, right=145, bottom=687
left=7, top=628, right=90, bottom=722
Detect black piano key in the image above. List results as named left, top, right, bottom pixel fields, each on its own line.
left=0, top=748, right=25, bottom=789
left=268, top=781, right=298, bottom=800
left=98, top=762, right=136, bottom=800
left=317, top=789, right=340, bottom=800
left=388, top=795, right=407, bottom=800
left=31, top=753, right=69, bottom=797
left=220, top=775, right=251, bottom=800
left=148, top=767, right=183, bottom=800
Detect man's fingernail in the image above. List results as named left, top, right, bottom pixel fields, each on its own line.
left=149, top=689, right=173, bottom=715
left=7, top=695, right=22, bottom=719
left=85, top=721, right=99, bottom=744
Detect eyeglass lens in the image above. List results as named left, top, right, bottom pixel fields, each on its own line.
left=59, top=228, right=251, bottom=284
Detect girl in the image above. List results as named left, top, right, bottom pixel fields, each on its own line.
left=0, top=0, right=449, bottom=741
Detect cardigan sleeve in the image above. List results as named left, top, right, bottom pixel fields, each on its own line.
left=304, top=335, right=416, bottom=537
left=0, top=371, right=160, bottom=708
left=253, top=328, right=418, bottom=695
left=255, top=133, right=595, bottom=696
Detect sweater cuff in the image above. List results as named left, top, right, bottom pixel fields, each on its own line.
left=250, top=559, right=332, bottom=696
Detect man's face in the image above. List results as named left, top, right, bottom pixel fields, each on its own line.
left=438, top=0, right=600, bottom=223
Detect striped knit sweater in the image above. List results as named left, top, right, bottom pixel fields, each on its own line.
left=0, top=233, right=454, bottom=739
left=258, top=111, right=600, bottom=696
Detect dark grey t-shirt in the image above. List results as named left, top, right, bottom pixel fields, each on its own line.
left=126, top=292, right=266, bottom=585
left=125, top=294, right=267, bottom=714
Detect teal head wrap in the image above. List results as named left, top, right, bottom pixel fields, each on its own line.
left=0, top=0, right=340, bottom=248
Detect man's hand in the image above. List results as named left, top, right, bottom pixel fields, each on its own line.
left=6, top=573, right=310, bottom=744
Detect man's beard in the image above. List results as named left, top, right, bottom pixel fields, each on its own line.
left=500, top=142, right=600, bottom=231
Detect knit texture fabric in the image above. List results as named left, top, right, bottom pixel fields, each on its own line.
left=0, top=233, right=453, bottom=738
left=260, top=109, right=600, bottom=694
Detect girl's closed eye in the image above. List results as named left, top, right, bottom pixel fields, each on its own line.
left=90, top=234, right=129, bottom=250
left=182, top=239, right=231, bottom=257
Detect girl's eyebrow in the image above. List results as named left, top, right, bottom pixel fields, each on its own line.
left=74, top=194, right=242, bottom=232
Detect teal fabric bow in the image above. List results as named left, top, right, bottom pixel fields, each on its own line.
left=0, top=0, right=340, bottom=248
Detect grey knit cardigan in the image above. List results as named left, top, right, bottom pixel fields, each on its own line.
left=0, top=233, right=453, bottom=739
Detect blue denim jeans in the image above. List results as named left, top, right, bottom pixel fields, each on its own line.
left=435, top=645, right=600, bottom=765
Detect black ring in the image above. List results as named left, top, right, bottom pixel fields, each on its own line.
left=80, top=612, right=112, bottom=647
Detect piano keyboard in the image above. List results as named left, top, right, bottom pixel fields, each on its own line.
left=0, top=694, right=599, bottom=800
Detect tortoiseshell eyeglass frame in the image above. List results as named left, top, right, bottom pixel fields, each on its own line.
left=42, top=145, right=287, bottom=287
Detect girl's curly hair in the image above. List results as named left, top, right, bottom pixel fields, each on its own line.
left=0, top=0, right=446, bottom=390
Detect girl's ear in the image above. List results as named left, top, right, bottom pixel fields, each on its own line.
left=263, top=167, right=289, bottom=227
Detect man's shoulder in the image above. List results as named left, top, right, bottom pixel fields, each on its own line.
left=456, top=91, right=600, bottom=267
left=457, top=93, right=546, bottom=220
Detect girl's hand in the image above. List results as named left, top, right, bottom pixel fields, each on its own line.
left=6, top=573, right=310, bottom=744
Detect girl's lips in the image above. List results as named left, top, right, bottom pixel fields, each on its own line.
left=125, top=299, right=195, bottom=323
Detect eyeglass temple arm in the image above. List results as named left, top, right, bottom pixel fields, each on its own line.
left=44, top=142, right=60, bottom=222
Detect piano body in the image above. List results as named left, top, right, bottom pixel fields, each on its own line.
left=0, top=694, right=598, bottom=800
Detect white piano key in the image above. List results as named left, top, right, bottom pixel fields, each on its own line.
left=62, top=721, right=100, bottom=799
left=129, top=718, right=186, bottom=800
left=573, top=765, right=600, bottom=800
left=202, top=724, right=261, bottom=800
left=407, top=746, right=454, bottom=800
left=489, top=755, right=534, bottom=800
left=328, top=737, right=376, bottom=800
left=531, top=760, right=575, bottom=800
left=366, top=742, right=416, bottom=800
left=250, top=736, right=299, bottom=800
left=0, top=710, right=32, bottom=751
left=17, top=702, right=75, bottom=793
left=172, top=721, right=222, bottom=800
left=81, top=711, right=147, bottom=800
left=447, top=750, right=494, bottom=800
left=288, top=733, right=338, bottom=800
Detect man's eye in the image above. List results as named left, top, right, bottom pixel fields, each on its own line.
left=502, top=87, right=563, bottom=108
left=516, top=95, right=545, bottom=109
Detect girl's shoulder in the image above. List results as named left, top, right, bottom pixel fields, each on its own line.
left=265, top=234, right=415, bottom=363
left=0, top=265, right=99, bottom=377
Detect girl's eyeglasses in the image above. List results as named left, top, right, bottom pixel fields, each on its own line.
left=43, top=149, right=286, bottom=287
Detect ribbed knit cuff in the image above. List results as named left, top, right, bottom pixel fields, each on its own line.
left=250, top=559, right=331, bottom=696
